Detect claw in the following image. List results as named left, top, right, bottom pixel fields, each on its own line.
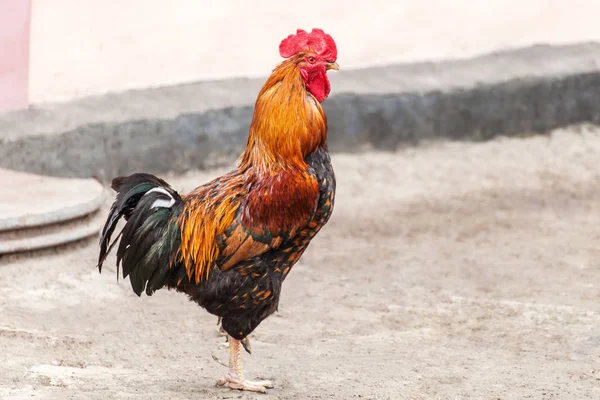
left=211, top=352, right=228, bottom=367
left=241, top=336, right=252, bottom=355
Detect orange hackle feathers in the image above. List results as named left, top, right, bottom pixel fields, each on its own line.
left=177, top=40, right=330, bottom=284
left=178, top=173, right=246, bottom=283
left=238, top=59, right=327, bottom=171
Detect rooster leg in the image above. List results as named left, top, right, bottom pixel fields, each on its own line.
left=216, top=319, right=251, bottom=354
left=215, top=335, right=273, bottom=393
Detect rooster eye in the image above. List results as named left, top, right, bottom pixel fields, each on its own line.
left=308, top=57, right=315, bottom=63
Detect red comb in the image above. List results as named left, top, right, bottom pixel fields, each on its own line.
left=279, top=28, right=337, bottom=61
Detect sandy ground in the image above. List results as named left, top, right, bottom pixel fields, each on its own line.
left=1, top=127, right=600, bottom=399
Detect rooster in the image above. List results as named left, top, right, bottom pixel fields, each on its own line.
left=97, top=28, right=338, bottom=393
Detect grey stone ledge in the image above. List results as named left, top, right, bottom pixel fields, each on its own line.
left=1, top=42, right=600, bottom=179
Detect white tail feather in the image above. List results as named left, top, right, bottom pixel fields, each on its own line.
left=145, top=187, right=175, bottom=209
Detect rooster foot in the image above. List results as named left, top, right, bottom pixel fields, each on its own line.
left=216, top=334, right=272, bottom=393
left=216, top=374, right=274, bottom=393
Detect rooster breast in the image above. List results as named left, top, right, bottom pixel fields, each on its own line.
left=177, top=146, right=335, bottom=340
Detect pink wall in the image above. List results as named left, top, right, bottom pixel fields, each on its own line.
left=0, top=0, right=31, bottom=112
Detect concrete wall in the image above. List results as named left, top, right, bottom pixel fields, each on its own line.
left=0, top=0, right=31, bottom=111
left=2, top=43, right=600, bottom=178
left=29, top=0, right=600, bottom=104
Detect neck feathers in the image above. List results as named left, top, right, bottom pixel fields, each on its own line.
left=239, top=59, right=327, bottom=173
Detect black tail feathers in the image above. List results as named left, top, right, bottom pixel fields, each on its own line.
left=97, top=173, right=183, bottom=296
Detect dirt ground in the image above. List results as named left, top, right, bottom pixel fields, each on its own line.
left=1, top=127, right=600, bottom=399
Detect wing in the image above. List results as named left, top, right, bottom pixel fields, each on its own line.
left=216, top=218, right=284, bottom=272
left=178, top=196, right=281, bottom=283
left=178, top=169, right=320, bottom=283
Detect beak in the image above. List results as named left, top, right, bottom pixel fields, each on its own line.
left=326, top=62, right=340, bottom=71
